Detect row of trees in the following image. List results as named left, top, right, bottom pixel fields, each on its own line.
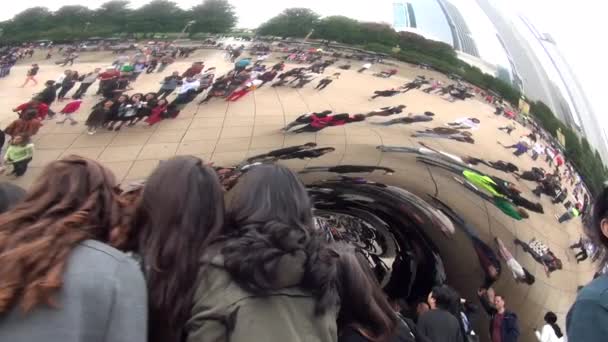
left=257, top=8, right=521, bottom=104
left=0, top=0, right=237, bottom=42
left=530, top=102, right=607, bottom=195
left=257, top=8, right=606, bottom=194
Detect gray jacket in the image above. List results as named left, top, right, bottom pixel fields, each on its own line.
left=0, top=240, right=148, bottom=342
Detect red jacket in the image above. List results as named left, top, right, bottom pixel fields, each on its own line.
left=15, top=102, right=49, bottom=120
left=59, top=100, right=83, bottom=114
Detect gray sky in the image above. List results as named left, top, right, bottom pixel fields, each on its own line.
left=2, top=0, right=605, bottom=148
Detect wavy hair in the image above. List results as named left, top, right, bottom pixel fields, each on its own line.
left=0, top=156, right=126, bottom=314
left=222, top=164, right=339, bottom=314
left=131, top=156, right=225, bottom=342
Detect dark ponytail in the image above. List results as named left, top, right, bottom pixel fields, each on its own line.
left=544, top=311, right=563, bottom=338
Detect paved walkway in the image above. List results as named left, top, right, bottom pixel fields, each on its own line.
left=0, top=49, right=593, bottom=340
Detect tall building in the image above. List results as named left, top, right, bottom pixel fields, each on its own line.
left=392, top=0, right=480, bottom=58
left=436, top=0, right=480, bottom=57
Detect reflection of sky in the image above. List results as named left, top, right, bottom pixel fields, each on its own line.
left=448, top=0, right=512, bottom=69
left=406, top=0, right=453, bottom=46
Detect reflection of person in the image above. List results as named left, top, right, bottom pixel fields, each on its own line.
left=478, top=290, right=520, bottom=342
left=514, top=238, right=562, bottom=277
left=494, top=237, right=535, bottom=285
left=471, top=236, right=501, bottom=288
left=373, top=112, right=434, bottom=126
left=300, top=165, right=394, bottom=175
left=282, top=110, right=332, bottom=131
left=535, top=311, right=564, bottom=342
left=370, top=89, right=400, bottom=100
left=568, top=186, right=608, bottom=341
left=365, top=105, right=407, bottom=118
left=417, top=285, right=464, bottom=342
left=570, top=237, right=589, bottom=263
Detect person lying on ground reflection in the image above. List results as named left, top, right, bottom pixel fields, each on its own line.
left=494, top=237, right=535, bottom=285
left=291, top=114, right=366, bottom=134
left=514, top=238, right=562, bottom=277
left=372, top=112, right=435, bottom=126
left=282, top=110, right=333, bottom=132
left=300, top=165, right=395, bottom=175
left=364, top=105, right=407, bottom=118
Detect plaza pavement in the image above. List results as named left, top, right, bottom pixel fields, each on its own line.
left=0, top=48, right=595, bottom=341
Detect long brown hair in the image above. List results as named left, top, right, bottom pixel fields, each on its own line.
left=335, top=244, right=397, bottom=342
left=131, top=156, right=225, bottom=342
left=0, top=155, right=127, bottom=314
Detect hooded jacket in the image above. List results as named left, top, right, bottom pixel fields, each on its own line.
left=186, top=250, right=338, bottom=342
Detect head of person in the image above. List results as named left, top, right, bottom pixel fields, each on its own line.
left=64, top=69, right=71, bottom=75
left=93, top=67, right=101, bottom=73
left=130, top=93, right=143, bottom=102
left=32, top=63, right=38, bottom=67
left=351, top=114, right=366, bottom=122
left=11, top=134, right=30, bottom=146
left=335, top=244, right=397, bottom=341
left=102, top=99, right=114, bottom=110
left=22, top=109, right=38, bottom=121
left=44, top=80, right=55, bottom=87
left=131, top=156, right=224, bottom=342
left=471, top=118, right=481, bottom=123
left=156, top=99, right=168, bottom=107
left=428, top=285, right=459, bottom=315
left=317, top=147, right=336, bottom=154
left=144, top=92, right=156, bottom=101
left=521, top=268, right=536, bottom=285
left=543, top=311, right=564, bottom=337
left=398, top=104, right=406, bottom=109
left=222, top=164, right=339, bottom=313
left=320, top=110, right=332, bottom=115
left=115, top=94, right=128, bottom=104
left=424, top=111, right=435, bottom=116
left=303, top=142, right=317, bottom=148
left=494, top=294, right=506, bottom=311
left=0, top=156, right=127, bottom=314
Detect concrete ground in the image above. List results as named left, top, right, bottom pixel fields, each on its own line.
left=0, top=49, right=594, bottom=341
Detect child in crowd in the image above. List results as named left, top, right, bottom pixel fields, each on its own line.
left=56, top=99, right=83, bottom=125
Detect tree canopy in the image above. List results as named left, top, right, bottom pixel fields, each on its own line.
left=257, top=8, right=319, bottom=38
left=0, top=0, right=238, bottom=42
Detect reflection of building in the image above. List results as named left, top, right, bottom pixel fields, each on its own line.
left=392, top=2, right=417, bottom=31
left=436, top=0, right=480, bottom=57
left=391, top=0, right=480, bottom=58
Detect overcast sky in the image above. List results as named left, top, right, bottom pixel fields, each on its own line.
left=2, top=0, right=605, bottom=148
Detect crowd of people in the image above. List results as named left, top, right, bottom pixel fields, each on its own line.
left=0, top=40, right=603, bottom=341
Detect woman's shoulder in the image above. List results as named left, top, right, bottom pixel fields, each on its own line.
left=576, top=275, right=608, bottom=305
left=69, top=240, right=141, bottom=277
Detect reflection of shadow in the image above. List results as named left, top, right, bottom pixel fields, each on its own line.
left=213, top=144, right=336, bottom=190
left=300, top=165, right=395, bottom=175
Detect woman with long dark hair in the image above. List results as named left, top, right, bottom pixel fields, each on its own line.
left=187, top=164, right=340, bottom=342
left=334, top=244, right=400, bottom=342
left=132, top=156, right=225, bottom=342
left=535, top=311, right=564, bottom=341
left=0, top=156, right=147, bottom=342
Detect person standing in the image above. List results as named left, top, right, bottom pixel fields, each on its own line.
left=0, top=156, right=147, bottom=342
left=417, top=285, right=464, bottom=342
left=567, top=186, right=608, bottom=341
left=3, top=134, right=34, bottom=177
left=85, top=99, right=113, bottom=135
left=56, top=99, right=83, bottom=125
left=20, top=63, right=39, bottom=87
left=535, top=312, right=564, bottom=342
left=157, top=71, right=182, bottom=100
left=479, top=292, right=520, bottom=342
left=36, top=80, right=57, bottom=106
left=157, top=55, right=174, bottom=73
left=72, top=68, right=100, bottom=99
left=56, top=70, right=79, bottom=101
left=5, top=110, right=42, bottom=138
left=96, top=67, right=120, bottom=95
